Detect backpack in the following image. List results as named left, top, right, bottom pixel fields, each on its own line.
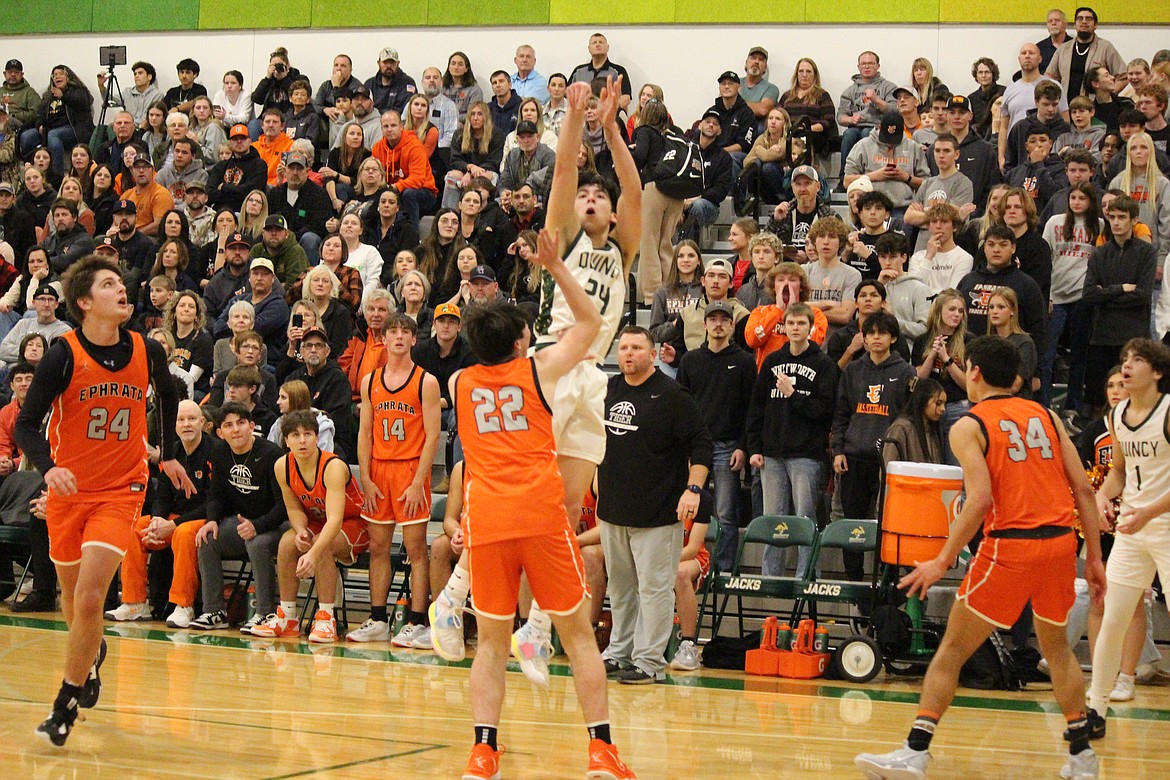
left=960, top=632, right=1022, bottom=690
left=652, top=129, right=706, bottom=199
left=701, top=631, right=762, bottom=669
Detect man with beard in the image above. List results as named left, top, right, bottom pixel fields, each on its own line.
left=740, top=46, right=779, bottom=122
left=213, top=258, right=291, bottom=354
left=420, top=66, right=459, bottom=169
left=203, top=231, right=252, bottom=319
left=331, top=85, right=381, bottom=150
left=107, top=199, right=156, bottom=301
left=249, top=215, right=308, bottom=289
left=1045, top=6, right=1126, bottom=103
left=123, top=153, right=174, bottom=237
left=365, top=47, right=417, bottom=115
left=207, top=124, right=268, bottom=212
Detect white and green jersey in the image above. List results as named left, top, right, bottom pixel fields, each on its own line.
left=535, top=228, right=626, bottom=360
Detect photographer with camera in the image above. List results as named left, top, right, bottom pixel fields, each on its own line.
left=248, top=47, right=306, bottom=140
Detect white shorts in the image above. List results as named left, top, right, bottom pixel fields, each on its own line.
left=1105, top=516, right=1170, bottom=589
left=550, top=361, right=608, bottom=465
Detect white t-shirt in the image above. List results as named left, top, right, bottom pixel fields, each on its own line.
left=908, top=246, right=973, bottom=297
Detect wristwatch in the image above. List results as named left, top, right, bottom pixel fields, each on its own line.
left=686, top=484, right=702, bottom=494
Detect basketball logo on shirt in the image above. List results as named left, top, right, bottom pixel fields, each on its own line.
left=606, top=401, right=638, bottom=436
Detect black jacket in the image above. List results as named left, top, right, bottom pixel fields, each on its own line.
left=206, top=438, right=288, bottom=534
left=113, top=230, right=157, bottom=275
left=251, top=68, right=308, bottom=115
left=267, top=180, right=332, bottom=240
left=746, top=341, right=838, bottom=460
left=832, top=351, right=915, bottom=459
left=937, top=131, right=1000, bottom=217
left=695, top=138, right=733, bottom=205
left=412, top=336, right=478, bottom=408
left=46, top=224, right=96, bottom=274
left=288, top=360, right=356, bottom=461
left=489, top=92, right=521, bottom=134
left=153, top=435, right=215, bottom=524
left=1004, top=110, right=1071, bottom=174
left=0, top=206, right=37, bottom=263
left=450, top=129, right=506, bottom=174
left=1082, top=236, right=1158, bottom=346
left=207, top=148, right=269, bottom=212
left=676, top=341, right=756, bottom=448
left=709, top=95, right=756, bottom=153
left=956, top=261, right=1048, bottom=354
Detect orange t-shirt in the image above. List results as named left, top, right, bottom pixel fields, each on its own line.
left=252, top=133, right=294, bottom=186
left=367, top=364, right=426, bottom=461
left=965, top=396, right=1075, bottom=532
left=124, top=180, right=175, bottom=232
left=48, top=329, right=150, bottom=501
left=456, top=357, right=569, bottom=546
left=286, top=450, right=364, bottom=528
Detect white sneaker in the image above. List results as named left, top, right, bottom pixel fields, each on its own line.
left=1135, top=662, right=1157, bottom=684
left=392, top=622, right=426, bottom=648
left=409, top=625, right=432, bottom=649
left=1110, top=672, right=1135, bottom=702
left=511, top=620, right=553, bottom=686
left=105, top=602, right=150, bottom=622
left=346, top=618, right=392, bottom=643
left=1060, top=748, right=1099, bottom=780
left=166, top=606, right=195, bottom=629
left=670, top=640, right=700, bottom=671
left=855, top=742, right=931, bottom=780
left=428, top=590, right=466, bottom=662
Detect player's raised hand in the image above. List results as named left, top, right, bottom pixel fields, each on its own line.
left=598, top=75, right=622, bottom=128
left=44, top=466, right=78, bottom=496
left=161, top=458, right=197, bottom=498
left=566, top=82, right=591, bottom=112
left=534, top=227, right=563, bottom=271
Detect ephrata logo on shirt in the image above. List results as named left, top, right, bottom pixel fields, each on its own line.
left=857, top=384, right=890, bottom=416
left=605, top=400, right=638, bottom=436
left=866, top=384, right=882, bottom=404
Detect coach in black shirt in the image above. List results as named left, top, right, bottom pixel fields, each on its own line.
left=192, top=402, right=288, bottom=631
left=598, top=326, right=712, bottom=684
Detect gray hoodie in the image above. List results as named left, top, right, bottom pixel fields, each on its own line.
left=838, top=73, right=898, bottom=128
left=155, top=157, right=206, bottom=203
left=883, top=272, right=931, bottom=340
left=843, top=129, right=931, bottom=207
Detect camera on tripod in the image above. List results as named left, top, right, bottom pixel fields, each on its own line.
left=100, top=45, right=127, bottom=71
left=97, top=45, right=128, bottom=112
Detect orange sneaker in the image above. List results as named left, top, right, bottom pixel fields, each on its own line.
left=308, top=611, right=337, bottom=643
left=249, top=606, right=300, bottom=639
left=462, top=742, right=504, bottom=780
left=587, top=740, right=636, bottom=779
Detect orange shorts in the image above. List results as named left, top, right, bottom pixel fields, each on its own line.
left=957, top=533, right=1077, bottom=628
left=468, top=530, right=590, bottom=621
left=307, top=518, right=370, bottom=565
left=362, top=458, right=430, bottom=526
left=47, top=494, right=146, bottom=565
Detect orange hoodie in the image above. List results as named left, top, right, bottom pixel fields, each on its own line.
left=252, top=133, right=294, bottom=186
left=744, top=303, right=829, bottom=370
left=371, top=131, right=438, bottom=194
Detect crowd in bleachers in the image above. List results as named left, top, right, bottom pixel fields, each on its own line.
left=0, top=10, right=1169, bottom=672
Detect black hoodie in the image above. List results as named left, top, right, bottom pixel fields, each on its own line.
left=956, top=260, right=1048, bottom=354
left=746, top=340, right=838, bottom=460
left=676, top=340, right=756, bottom=448
left=832, top=351, right=915, bottom=459
left=207, top=147, right=269, bottom=212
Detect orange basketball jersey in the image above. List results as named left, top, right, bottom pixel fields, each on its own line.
left=286, top=450, right=365, bottom=526
left=965, top=396, right=1075, bottom=532
left=455, top=357, right=570, bottom=546
left=368, top=364, right=426, bottom=461
left=48, top=329, right=150, bottom=501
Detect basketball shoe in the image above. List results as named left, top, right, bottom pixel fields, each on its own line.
left=463, top=742, right=504, bottom=779
left=854, top=742, right=931, bottom=779
left=429, top=589, right=466, bottom=661
left=587, top=739, right=637, bottom=779
left=249, top=607, right=300, bottom=638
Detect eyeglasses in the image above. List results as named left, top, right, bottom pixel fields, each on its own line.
left=302, top=342, right=328, bottom=350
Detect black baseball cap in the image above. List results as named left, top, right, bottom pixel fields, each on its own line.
left=946, top=95, right=972, bottom=112
left=701, top=109, right=722, bottom=124
left=113, top=198, right=137, bottom=215
left=877, top=110, right=905, bottom=146
left=470, top=264, right=495, bottom=283
left=4, top=60, right=22, bottom=71
left=225, top=232, right=250, bottom=248
left=351, top=85, right=371, bottom=98
left=718, top=71, right=740, bottom=84
left=516, top=120, right=538, bottom=136
left=95, top=235, right=118, bottom=254
left=33, top=284, right=59, bottom=300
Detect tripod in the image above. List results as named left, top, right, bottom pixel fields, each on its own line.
left=98, top=57, right=124, bottom=126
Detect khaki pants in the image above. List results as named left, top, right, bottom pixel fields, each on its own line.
left=637, top=182, right=684, bottom=304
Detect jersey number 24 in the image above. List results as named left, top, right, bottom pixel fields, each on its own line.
left=87, top=408, right=131, bottom=441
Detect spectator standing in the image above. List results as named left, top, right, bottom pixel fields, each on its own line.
left=568, top=33, right=633, bottom=110
left=599, top=326, right=713, bottom=684
left=1037, top=9, right=1070, bottom=73
left=1045, top=7, right=1127, bottom=102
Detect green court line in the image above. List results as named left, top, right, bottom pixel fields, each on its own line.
left=5, top=614, right=1170, bottom=724
left=260, top=745, right=446, bottom=780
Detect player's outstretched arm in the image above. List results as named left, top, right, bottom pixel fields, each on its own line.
left=545, top=83, right=593, bottom=249
left=900, top=417, right=989, bottom=597
left=597, top=76, right=641, bottom=266
left=533, top=227, right=602, bottom=386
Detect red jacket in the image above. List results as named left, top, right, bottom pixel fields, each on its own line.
left=371, top=131, right=437, bottom=194
left=0, top=398, right=21, bottom=463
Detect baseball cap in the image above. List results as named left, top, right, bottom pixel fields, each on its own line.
left=717, top=71, right=741, bottom=84
left=131, top=153, right=153, bottom=167
left=515, top=120, right=538, bottom=136
left=225, top=231, right=250, bottom=248
left=891, top=85, right=916, bottom=100
left=877, top=110, right=905, bottom=146
left=0, top=182, right=13, bottom=195
left=4, top=60, right=22, bottom=71
left=846, top=177, right=874, bottom=195
left=94, top=235, right=118, bottom=253
left=284, top=150, right=309, bottom=168
left=249, top=258, right=275, bottom=274
left=185, top=172, right=208, bottom=191
left=351, top=85, right=371, bottom=98
left=701, top=108, right=722, bottom=124
left=113, top=198, right=137, bottom=214
left=469, top=264, right=495, bottom=283
left=434, top=302, right=461, bottom=320
left=704, top=300, right=735, bottom=319
left=945, top=94, right=972, bottom=112
left=263, top=214, right=289, bottom=230
left=379, top=47, right=400, bottom=62
left=705, top=258, right=734, bottom=278
left=229, top=124, right=250, bottom=138
left=791, top=165, right=819, bottom=184
left=748, top=46, right=769, bottom=60
left=300, top=327, right=329, bottom=344
left=33, top=284, right=59, bottom=300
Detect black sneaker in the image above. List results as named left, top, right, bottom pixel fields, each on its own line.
left=1063, top=708, right=1106, bottom=741
left=189, top=610, right=229, bottom=631
left=35, top=705, right=78, bottom=747
left=616, top=668, right=659, bottom=685
left=77, top=638, right=107, bottom=709
left=603, top=659, right=628, bottom=679
left=11, top=591, right=56, bottom=613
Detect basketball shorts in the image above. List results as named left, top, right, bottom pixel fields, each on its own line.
left=307, top=517, right=370, bottom=566
left=47, top=494, right=146, bottom=565
left=550, top=361, right=608, bottom=465
left=1104, top=516, right=1170, bottom=589
left=361, top=458, right=430, bottom=526
left=468, top=530, right=590, bottom=621
left=957, top=533, right=1077, bottom=628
